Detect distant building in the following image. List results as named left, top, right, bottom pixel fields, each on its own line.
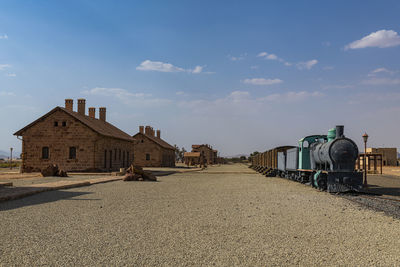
left=132, top=126, right=175, bottom=167
left=14, top=99, right=135, bottom=172
left=366, top=147, right=398, bottom=166
left=184, top=152, right=203, bottom=166
left=191, top=144, right=218, bottom=165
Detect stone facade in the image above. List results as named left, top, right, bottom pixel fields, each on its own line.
left=366, top=147, right=398, bottom=166
left=133, top=126, right=175, bottom=167
left=14, top=99, right=135, bottom=172
left=191, top=144, right=218, bottom=165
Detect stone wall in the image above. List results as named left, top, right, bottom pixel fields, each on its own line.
left=133, top=134, right=175, bottom=167
left=20, top=110, right=134, bottom=172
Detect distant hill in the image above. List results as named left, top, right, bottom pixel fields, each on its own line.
left=0, top=150, right=20, bottom=159
left=226, top=154, right=249, bottom=158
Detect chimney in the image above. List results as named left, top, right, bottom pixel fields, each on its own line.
left=65, top=99, right=73, bottom=111
left=77, top=99, right=86, bottom=115
left=156, top=130, right=161, bottom=139
left=145, top=126, right=151, bottom=135
left=88, top=107, right=96, bottom=119
left=336, top=125, right=344, bottom=138
left=139, top=126, right=144, bottom=134
left=99, top=107, right=106, bottom=122
left=151, top=127, right=155, bottom=137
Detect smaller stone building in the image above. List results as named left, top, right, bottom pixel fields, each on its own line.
left=184, top=152, right=204, bottom=166
left=366, top=147, right=398, bottom=166
left=133, top=126, right=175, bottom=167
left=191, top=144, right=218, bottom=165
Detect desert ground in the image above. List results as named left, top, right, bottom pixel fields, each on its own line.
left=1, top=164, right=400, bottom=266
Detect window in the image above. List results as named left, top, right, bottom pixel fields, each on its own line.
left=122, top=151, right=126, bottom=167
left=114, top=149, right=117, bottom=160
left=54, top=121, right=58, bottom=127
left=119, top=149, right=121, bottom=160
left=42, top=147, right=49, bottom=159
left=146, top=153, right=150, bottom=161
left=69, top=147, right=76, bottom=159
left=127, top=152, right=129, bottom=166
left=62, top=121, right=67, bottom=127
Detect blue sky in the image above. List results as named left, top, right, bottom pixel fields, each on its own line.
left=1, top=1, right=400, bottom=156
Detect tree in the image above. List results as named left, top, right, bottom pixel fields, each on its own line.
left=179, top=147, right=186, bottom=163
left=174, top=145, right=180, bottom=162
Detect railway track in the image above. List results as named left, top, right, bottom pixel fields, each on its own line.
left=339, top=192, right=400, bottom=219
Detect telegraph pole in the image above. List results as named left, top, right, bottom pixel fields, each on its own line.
left=10, top=147, right=13, bottom=170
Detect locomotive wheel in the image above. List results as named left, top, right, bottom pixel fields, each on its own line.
left=317, top=174, right=327, bottom=191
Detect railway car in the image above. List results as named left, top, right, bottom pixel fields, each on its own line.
left=251, top=125, right=363, bottom=193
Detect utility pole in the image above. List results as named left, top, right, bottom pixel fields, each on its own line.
left=362, top=133, right=369, bottom=187
left=10, top=147, right=13, bottom=170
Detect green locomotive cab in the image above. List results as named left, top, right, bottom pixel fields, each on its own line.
left=298, top=135, right=327, bottom=170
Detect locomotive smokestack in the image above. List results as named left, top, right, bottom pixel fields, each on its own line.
left=336, top=125, right=344, bottom=138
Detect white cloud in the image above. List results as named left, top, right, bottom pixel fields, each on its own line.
left=0, top=34, right=8, bottom=40
left=368, top=67, right=397, bottom=77
left=322, top=84, right=353, bottom=90
left=258, top=51, right=281, bottom=61
left=227, top=54, right=246, bottom=61
left=0, top=64, right=11, bottom=70
left=136, top=60, right=205, bottom=74
left=242, top=78, right=283, bottom=86
left=136, top=60, right=185, bottom=72
left=82, top=87, right=171, bottom=106
left=191, top=66, right=203, bottom=74
left=257, top=52, right=268, bottom=57
left=176, top=91, right=185, bottom=95
left=322, top=41, right=331, bottom=47
left=362, top=78, right=400, bottom=85
left=6, top=73, right=16, bottom=77
left=0, top=91, right=16, bottom=96
left=345, top=30, right=400, bottom=50
left=257, top=91, right=323, bottom=102
left=297, top=59, right=318, bottom=70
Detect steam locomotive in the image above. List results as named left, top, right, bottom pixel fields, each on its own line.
left=250, top=126, right=363, bottom=193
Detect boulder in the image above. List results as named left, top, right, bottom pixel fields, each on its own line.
left=58, top=170, right=68, bottom=177
left=41, top=164, right=59, bottom=177
left=123, top=173, right=143, bottom=181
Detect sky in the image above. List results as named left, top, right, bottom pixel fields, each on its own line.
left=1, top=0, right=400, bottom=157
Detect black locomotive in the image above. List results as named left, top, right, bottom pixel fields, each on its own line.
left=251, top=125, right=363, bottom=193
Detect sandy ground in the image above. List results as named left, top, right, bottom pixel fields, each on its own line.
left=1, top=164, right=400, bottom=266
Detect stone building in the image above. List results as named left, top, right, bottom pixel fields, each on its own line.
left=184, top=152, right=204, bottom=166
left=14, top=99, right=135, bottom=172
left=366, top=147, right=398, bottom=166
left=132, top=126, right=175, bottom=167
left=191, top=144, right=218, bottom=165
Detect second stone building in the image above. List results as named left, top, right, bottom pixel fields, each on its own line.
left=132, top=126, right=175, bottom=167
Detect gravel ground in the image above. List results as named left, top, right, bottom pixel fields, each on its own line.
left=1, top=164, right=400, bottom=266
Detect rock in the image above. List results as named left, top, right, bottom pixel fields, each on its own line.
left=41, top=164, right=59, bottom=177
left=142, top=171, right=157, bottom=181
left=123, top=173, right=143, bottom=181
left=58, top=170, right=68, bottom=177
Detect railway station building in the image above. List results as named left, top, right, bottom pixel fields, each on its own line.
left=14, top=99, right=135, bottom=172
left=366, top=147, right=398, bottom=166
left=132, top=126, right=175, bottom=167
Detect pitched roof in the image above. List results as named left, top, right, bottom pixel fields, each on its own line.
left=192, top=144, right=213, bottom=151
left=14, top=106, right=134, bottom=142
left=133, top=132, right=175, bottom=150
left=184, top=152, right=201, bottom=157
